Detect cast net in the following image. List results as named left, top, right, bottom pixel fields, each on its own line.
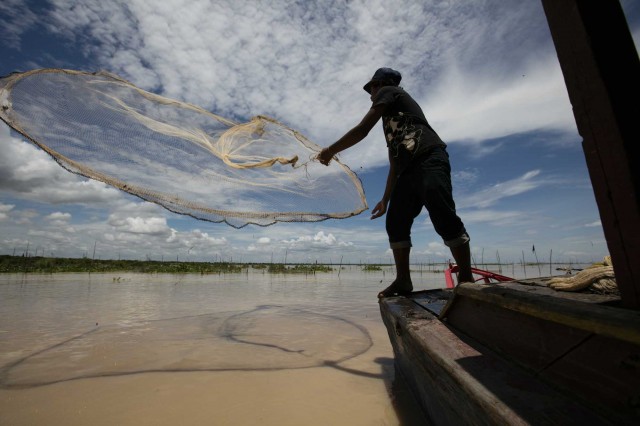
left=0, top=69, right=367, bottom=228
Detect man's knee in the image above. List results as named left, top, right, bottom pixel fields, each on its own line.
left=390, top=240, right=412, bottom=249
left=444, top=232, right=470, bottom=248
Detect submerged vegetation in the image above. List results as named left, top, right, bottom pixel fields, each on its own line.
left=362, top=264, right=383, bottom=271
left=0, top=255, right=244, bottom=274
left=0, top=255, right=335, bottom=274
left=265, top=263, right=333, bottom=273
left=0, top=254, right=587, bottom=276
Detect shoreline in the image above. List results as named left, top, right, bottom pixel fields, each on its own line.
left=0, top=255, right=588, bottom=275
left=0, top=254, right=338, bottom=274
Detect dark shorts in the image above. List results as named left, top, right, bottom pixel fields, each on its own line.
left=386, top=147, right=469, bottom=249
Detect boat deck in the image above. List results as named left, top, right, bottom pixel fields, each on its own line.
left=379, top=278, right=640, bottom=425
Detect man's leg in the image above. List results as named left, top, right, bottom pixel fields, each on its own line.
left=393, top=246, right=412, bottom=283
left=418, top=149, right=473, bottom=284
left=450, top=241, right=473, bottom=283
left=378, top=246, right=413, bottom=298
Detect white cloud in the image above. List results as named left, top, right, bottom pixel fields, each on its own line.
left=584, top=220, right=602, bottom=228
left=280, top=231, right=354, bottom=250
left=0, top=0, right=617, bottom=263
left=0, top=203, right=14, bottom=220
left=426, top=241, right=446, bottom=254
left=425, top=55, right=577, bottom=144
left=107, top=214, right=170, bottom=235
left=46, top=212, right=71, bottom=220
left=453, top=169, right=480, bottom=186
left=313, top=231, right=337, bottom=246
left=0, top=0, right=38, bottom=50
left=15, top=209, right=39, bottom=225
left=181, top=230, right=227, bottom=247
left=0, top=126, right=124, bottom=205
left=38, top=0, right=576, bottom=171
left=45, top=211, right=72, bottom=227
left=460, top=170, right=546, bottom=209
left=460, top=209, right=523, bottom=225
left=410, top=241, right=448, bottom=259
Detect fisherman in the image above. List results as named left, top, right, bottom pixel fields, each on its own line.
left=318, top=67, right=473, bottom=297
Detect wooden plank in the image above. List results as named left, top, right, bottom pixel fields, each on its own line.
left=453, top=282, right=640, bottom=346
left=409, top=289, right=453, bottom=316
left=444, top=286, right=640, bottom=422
left=541, top=0, right=640, bottom=308
left=445, top=295, right=591, bottom=372
left=541, top=334, right=640, bottom=420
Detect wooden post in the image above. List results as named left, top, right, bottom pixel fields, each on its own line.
left=542, top=0, right=640, bottom=309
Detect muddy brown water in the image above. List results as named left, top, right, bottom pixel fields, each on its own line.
left=0, top=263, right=578, bottom=425
left=1, top=267, right=439, bottom=425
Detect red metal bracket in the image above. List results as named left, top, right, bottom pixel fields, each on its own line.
left=445, top=263, right=514, bottom=288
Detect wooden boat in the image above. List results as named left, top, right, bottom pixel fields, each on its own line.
left=379, top=266, right=640, bottom=425
left=379, top=2, right=640, bottom=423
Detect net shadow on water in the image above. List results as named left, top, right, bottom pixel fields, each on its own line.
left=0, top=305, right=379, bottom=389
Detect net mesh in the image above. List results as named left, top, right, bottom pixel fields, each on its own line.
left=0, top=69, right=367, bottom=228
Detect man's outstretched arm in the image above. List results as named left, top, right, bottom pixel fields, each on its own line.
left=318, top=105, right=384, bottom=165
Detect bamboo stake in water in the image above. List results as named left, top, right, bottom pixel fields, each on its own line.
left=533, top=246, right=541, bottom=276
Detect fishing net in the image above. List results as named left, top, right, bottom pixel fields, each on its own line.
left=0, top=69, right=367, bottom=228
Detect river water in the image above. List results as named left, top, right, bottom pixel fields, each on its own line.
left=0, top=264, right=578, bottom=425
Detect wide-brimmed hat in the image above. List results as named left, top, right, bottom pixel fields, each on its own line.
left=363, top=67, right=402, bottom=93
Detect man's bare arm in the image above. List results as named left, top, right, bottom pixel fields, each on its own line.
left=318, top=105, right=384, bottom=165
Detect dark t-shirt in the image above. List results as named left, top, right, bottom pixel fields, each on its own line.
left=371, top=86, right=446, bottom=171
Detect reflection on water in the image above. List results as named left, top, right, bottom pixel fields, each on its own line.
left=2, top=305, right=374, bottom=388
left=0, top=267, right=431, bottom=425
left=0, top=264, right=581, bottom=425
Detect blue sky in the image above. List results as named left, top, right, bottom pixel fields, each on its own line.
left=1, top=0, right=638, bottom=264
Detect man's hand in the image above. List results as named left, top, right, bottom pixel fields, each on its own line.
left=370, top=200, right=388, bottom=219
left=317, top=147, right=334, bottom=166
